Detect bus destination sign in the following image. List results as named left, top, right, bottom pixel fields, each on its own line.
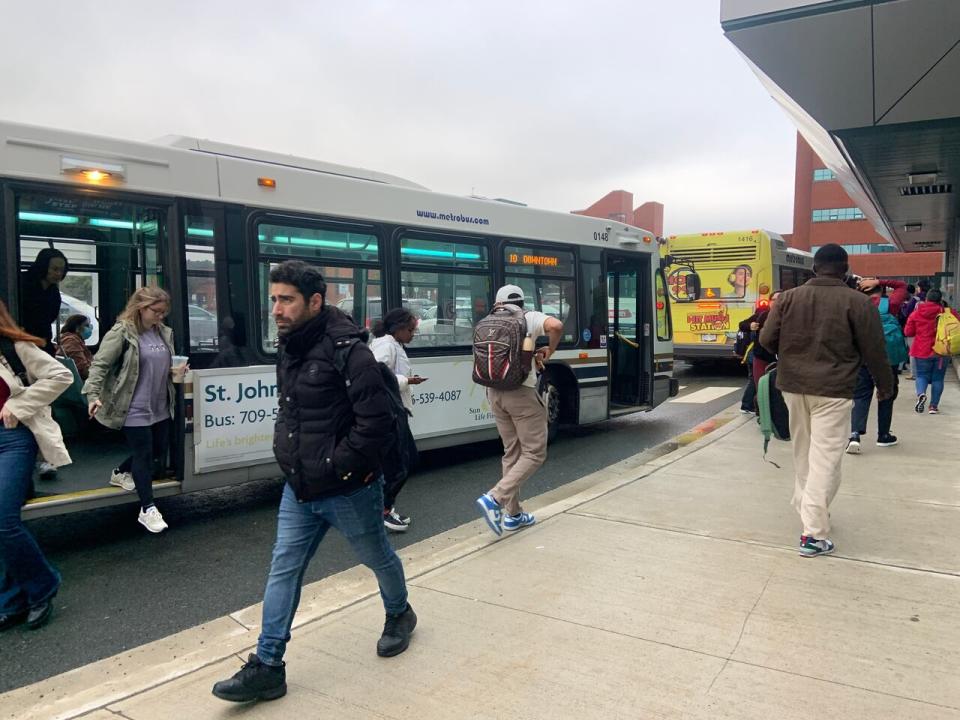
left=507, top=252, right=560, bottom=268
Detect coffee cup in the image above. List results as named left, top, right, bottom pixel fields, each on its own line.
left=171, top=355, right=189, bottom=383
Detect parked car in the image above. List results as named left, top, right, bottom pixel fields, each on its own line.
left=188, top=304, right=219, bottom=349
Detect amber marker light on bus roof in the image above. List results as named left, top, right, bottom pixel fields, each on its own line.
left=61, top=156, right=126, bottom=184
left=258, top=177, right=277, bottom=188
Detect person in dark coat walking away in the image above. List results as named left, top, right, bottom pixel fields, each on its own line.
left=845, top=277, right=909, bottom=454
left=212, top=261, right=415, bottom=704
left=760, top=245, right=893, bottom=557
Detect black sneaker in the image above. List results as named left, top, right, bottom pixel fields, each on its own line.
left=876, top=433, right=898, bottom=447
left=377, top=604, right=417, bottom=657
left=383, top=508, right=410, bottom=533
left=212, top=653, right=287, bottom=702
left=915, top=394, right=926, bottom=413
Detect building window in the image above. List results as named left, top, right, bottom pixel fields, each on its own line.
left=811, top=207, right=865, bottom=223
left=813, top=168, right=837, bottom=182
left=810, top=243, right=898, bottom=256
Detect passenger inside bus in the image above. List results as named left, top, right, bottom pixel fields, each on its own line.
left=57, top=315, right=94, bottom=380
left=20, top=248, right=69, bottom=355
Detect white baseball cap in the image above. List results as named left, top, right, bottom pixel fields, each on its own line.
left=495, top=284, right=525, bottom=303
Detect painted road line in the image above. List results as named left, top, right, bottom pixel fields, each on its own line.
left=672, top=386, right=739, bottom=404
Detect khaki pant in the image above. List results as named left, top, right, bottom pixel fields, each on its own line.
left=487, top=386, right=547, bottom=515
left=782, top=392, right=853, bottom=539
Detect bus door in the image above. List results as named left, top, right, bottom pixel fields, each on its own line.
left=11, top=187, right=180, bottom=516
left=606, top=253, right=652, bottom=410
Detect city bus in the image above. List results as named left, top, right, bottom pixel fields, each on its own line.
left=0, top=120, right=683, bottom=518
left=661, top=230, right=813, bottom=362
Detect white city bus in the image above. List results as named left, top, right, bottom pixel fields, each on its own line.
left=0, top=120, right=680, bottom=518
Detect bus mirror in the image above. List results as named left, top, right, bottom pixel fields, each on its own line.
left=686, top=272, right=701, bottom=301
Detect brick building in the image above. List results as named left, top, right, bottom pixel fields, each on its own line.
left=572, top=190, right=664, bottom=238
left=791, top=133, right=943, bottom=281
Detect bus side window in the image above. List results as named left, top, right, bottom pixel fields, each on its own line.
left=257, top=220, right=382, bottom=352
left=399, top=235, right=491, bottom=349
left=184, top=215, right=219, bottom=355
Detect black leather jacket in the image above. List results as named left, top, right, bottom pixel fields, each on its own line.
left=273, top=306, right=392, bottom=501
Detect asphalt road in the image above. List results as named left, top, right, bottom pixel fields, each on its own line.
left=1, top=362, right=749, bottom=693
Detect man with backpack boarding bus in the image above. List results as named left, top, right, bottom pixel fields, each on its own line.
left=473, top=284, right=563, bottom=536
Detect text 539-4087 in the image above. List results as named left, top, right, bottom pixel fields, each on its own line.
left=411, top=389, right=462, bottom=406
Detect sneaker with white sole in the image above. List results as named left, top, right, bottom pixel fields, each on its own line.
left=928, top=405, right=939, bottom=414
left=845, top=433, right=861, bottom=455
left=876, top=433, right=898, bottom=447
left=915, top=394, right=926, bottom=413
left=383, top=508, right=410, bottom=532
left=475, top=493, right=502, bottom=536
left=109, top=468, right=136, bottom=492
left=799, top=535, right=835, bottom=557
left=502, top=511, right=536, bottom=532
left=138, top=506, right=168, bottom=533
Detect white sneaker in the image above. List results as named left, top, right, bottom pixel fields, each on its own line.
left=109, top=468, right=136, bottom=492
left=138, top=506, right=168, bottom=533
left=37, top=461, right=58, bottom=479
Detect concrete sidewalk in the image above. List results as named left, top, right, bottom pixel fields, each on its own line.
left=4, top=377, right=960, bottom=719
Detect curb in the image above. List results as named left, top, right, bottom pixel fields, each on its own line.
left=1, top=401, right=750, bottom=720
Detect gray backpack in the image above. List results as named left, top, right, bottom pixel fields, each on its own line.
left=472, top=304, right=533, bottom=389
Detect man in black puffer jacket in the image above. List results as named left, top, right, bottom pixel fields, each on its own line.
left=213, top=261, right=416, bottom=704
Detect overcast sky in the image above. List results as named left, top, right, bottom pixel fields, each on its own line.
left=0, top=1, right=797, bottom=235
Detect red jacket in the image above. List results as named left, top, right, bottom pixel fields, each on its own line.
left=904, top=301, right=960, bottom=358
left=869, top=279, right=909, bottom=318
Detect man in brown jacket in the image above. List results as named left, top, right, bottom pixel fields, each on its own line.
left=759, top=244, right=893, bottom=557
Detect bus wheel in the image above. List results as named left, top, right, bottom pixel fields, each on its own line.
left=544, top=378, right=561, bottom=443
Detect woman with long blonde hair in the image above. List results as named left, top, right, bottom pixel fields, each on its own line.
left=84, top=287, right=182, bottom=533
left=0, top=299, right=72, bottom=630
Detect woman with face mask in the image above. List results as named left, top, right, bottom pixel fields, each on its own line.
left=56, top=315, right=94, bottom=380
left=20, top=249, right=69, bottom=356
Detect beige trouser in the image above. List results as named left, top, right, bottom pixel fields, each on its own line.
left=487, top=386, right=547, bottom=516
left=782, top=392, right=853, bottom=539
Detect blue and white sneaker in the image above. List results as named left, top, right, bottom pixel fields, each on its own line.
left=799, top=535, right=835, bottom=557
left=502, top=512, right=536, bottom=532
left=476, top=494, right=502, bottom=536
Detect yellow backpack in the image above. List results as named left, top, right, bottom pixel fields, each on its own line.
left=933, top=310, right=960, bottom=356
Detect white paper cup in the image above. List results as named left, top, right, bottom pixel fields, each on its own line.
left=171, top=355, right=189, bottom=383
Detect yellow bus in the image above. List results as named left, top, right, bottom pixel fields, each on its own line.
left=661, top=230, right=813, bottom=361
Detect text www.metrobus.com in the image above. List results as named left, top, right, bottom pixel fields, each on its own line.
left=416, top=210, right=490, bottom=225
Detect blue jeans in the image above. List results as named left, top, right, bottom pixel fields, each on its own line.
left=0, top=426, right=61, bottom=615
left=257, top=480, right=408, bottom=665
left=914, top=356, right=950, bottom=406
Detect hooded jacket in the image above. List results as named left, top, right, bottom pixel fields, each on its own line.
left=273, top=306, right=393, bottom=501
left=904, top=301, right=960, bottom=359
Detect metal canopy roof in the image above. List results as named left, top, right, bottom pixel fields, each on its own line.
left=722, top=0, right=960, bottom=252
